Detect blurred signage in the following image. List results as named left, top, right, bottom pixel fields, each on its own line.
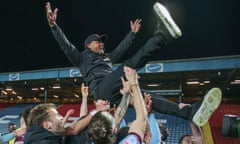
left=69, top=69, right=81, bottom=77
left=145, top=63, right=163, bottom=73
left=9, top=73, right=20, bottom=81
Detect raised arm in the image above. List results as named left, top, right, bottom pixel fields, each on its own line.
left=190, top=122, right=204, bottom=144
left=0, top=132, right=15, bottom=143
left=109, top=19, right=141, bottom=63
left=64, top=99, right=111, bottom=135
left=114, top=77, right=131, bottom=129
left=80, top=83, right=89, bottom=117
left=64, top=112, right=93, bottom=135
left=143, top=93, right=162, bottom=144
left=123, top=66, right=148, bottom=141
left=130, top=19, right=141, bottom=33
left=45, top=2, right=83, bottom=66
left=45, top=2, right=58, bottom=28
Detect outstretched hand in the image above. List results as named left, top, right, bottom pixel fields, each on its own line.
left=45, top=2, right=58, bottom=27
left=62, top=109, right=74, bottom=127
left=130, top=19, right=142, bottom=33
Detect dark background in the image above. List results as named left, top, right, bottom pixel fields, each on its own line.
left=0, top=0, right=239, bottom=73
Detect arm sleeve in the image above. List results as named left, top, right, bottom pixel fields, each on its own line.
left=0, top=132, right=15, bottom=143
left=120, top=119, right=127, bottom=128
left=119, top=133, right=141, bottom=144
left=109, top=32, right=136, bottom=63
left=148, top=113, right=162, bottom=144
left=51, top=24, right=83, bottom=66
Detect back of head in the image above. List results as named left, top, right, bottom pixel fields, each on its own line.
left=179, top=134, right=192, bottom=144
left=87, top=111, right=116, bottom=144
left=159, top=124, right=169, bottom=141
left=28, top=103, right=56, bottom=126
left=19, top=106, right=33, bottom=126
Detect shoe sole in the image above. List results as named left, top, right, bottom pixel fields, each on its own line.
left=153, top=2, right=182, bottom=38
left=192, top=87, right=222, bottom=127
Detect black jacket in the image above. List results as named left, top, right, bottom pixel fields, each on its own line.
left=24, top=125, right=63, bottom=144
left=51, top=24, right=136, bottom=96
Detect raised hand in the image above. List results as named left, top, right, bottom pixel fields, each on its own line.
left=80, top=83, right=89, bottom=117
left=45, top=2, right=58, bottom=27
left=81, top=83, right=89, bottom=98
left=62, top=109, right=74, bottom=127
left=123, top=66, right=139, bottom=86
left=130, top=19, right=142, bottom=33
left=94, top=99, right=110, bottom=111
left=144, top=93, right=152, bottom=113
left=120, top=77, right=131, bottom=96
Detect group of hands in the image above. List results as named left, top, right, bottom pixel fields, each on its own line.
left=45, top=2, right=142, bottom=33
left=62, top=66, right=152, bottom=124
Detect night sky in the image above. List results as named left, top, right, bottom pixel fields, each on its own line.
left=0, top=0, right=240, bottom=73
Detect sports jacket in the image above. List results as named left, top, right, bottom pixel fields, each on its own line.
left=51, top=24, right=136, bottom=97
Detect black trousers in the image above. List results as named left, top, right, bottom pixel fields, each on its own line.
left=94, top=36, right=192, bottom=121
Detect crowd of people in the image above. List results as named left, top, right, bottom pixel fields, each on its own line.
left=0, top=1, right=222, bottom=144
left=1, top=66, right=214, bottom=144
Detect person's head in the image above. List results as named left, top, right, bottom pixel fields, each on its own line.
left=28, top=103, right=65, bottom=135
left=159, top=124, right=169, bottom=141
left=179, top=134, right=193, bottom=144
left=87, top=111, right=116, bottom=144
left=8, top=122, right=16, bottom=132
left=84, top=34, right=107, bottom=54
left=19, top=106, right=33, bottom=128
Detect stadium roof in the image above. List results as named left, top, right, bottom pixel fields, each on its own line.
left=1, top=56, right=240, bottom=103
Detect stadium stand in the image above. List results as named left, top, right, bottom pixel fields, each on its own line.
left=0, top=104, right=12, bottom=111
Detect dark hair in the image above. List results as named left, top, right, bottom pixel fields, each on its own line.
left=87, top=111, right=116, bottom=144
left=19, top=106, right=33, bottom=126
left=8, top=122, right=16, bottom=127
left=8, top=122, right=16, bottom=132
left=159, top=124, right=169, bottom=141
left=179, top=134, right=192, bottom=143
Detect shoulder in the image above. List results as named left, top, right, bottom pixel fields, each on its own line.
left=119, top=134, right=141, bottom=144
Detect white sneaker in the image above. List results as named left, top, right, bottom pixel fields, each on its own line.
left=153, top=2, right=182, bottom=40
left=192, top=87, right=222, bottom=127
